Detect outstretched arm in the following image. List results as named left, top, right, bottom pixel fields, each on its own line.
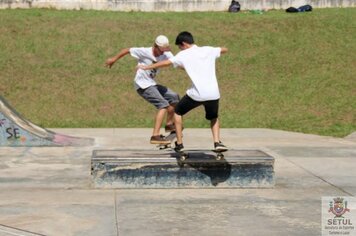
left=137, top=59, right=173, bottom=70
left=105, top=48, right=130, bottom=68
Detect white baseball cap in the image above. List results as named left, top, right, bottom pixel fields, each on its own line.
left=155, top=35, right=170, bottom=51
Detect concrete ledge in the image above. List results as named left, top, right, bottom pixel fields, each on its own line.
left=91, top=149, right=275, bottom=188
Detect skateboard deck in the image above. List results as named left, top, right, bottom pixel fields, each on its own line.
left=156, top=131, right=177, bottom=150
left=176, top=149, right=228, bottom=167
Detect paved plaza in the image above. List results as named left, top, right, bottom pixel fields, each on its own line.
left=0, top=128, right=355, bottom=236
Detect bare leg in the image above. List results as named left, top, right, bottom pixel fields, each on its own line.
left=166, top=104, right=176, bottom=125
left=152, top=108, right=167, bottom=136
left=174, top=113, right=183, bottom=144
left=210, top=118, right=220, bottom=143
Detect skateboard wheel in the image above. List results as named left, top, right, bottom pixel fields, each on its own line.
left=179, top=153, right=188, bottom=161
left=216, top=153, right=224, bottom=160
left=178, top=161, right=185, bottom=168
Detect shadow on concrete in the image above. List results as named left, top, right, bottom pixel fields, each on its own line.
left=171, top=151, right=232, bottom=186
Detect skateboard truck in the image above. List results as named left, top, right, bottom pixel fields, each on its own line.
left=212, top=150, right=225, bottom=160
left=156, top=131, right=177, bottom=150
left=177, top=151, right=188, bottom=167
left=158, top=143, right=171, bottom=150
left=178, top=151, right=188, bottom=161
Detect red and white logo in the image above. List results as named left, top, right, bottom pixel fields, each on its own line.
left=329, top=197, right=350, bottom=218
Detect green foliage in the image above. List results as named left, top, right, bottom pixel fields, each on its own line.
left=0, top=8, right=355, bottom=137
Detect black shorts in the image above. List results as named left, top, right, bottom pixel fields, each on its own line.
left=175, top=95, right=219, bottom=120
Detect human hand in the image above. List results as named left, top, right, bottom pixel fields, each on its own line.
left=105, top=58, right=116, bottom=68
left=136, top=64, right=148, bottom=70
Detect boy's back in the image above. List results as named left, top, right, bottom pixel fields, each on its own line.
left=170, top=45, right=221, bottom=101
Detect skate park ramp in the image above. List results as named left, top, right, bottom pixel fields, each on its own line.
left=0, top=96, right=94, bottom=146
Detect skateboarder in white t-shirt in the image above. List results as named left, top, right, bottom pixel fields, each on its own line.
left=137, top=31, right=228, bottom=152
left=105, top=35, right=179, bottom=145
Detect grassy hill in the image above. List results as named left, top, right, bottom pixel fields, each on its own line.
left=0, top=8, right=355, bottom=137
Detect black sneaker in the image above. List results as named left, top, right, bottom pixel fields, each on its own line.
left=214, top=141, right=228, bottom=152
left=174, top=141, right=185, bottom=152
left=150, top=135, right=170, bottom=144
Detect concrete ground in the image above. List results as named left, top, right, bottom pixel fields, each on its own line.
left=0, top=128, right=355, bottom=236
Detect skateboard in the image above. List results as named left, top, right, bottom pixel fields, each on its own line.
left=176, top=149, right=227, bottom=167
left=156, top=131, right=177, bottom=150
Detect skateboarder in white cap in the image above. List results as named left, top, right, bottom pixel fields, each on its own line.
left=105, top=35, right=179, bottom=145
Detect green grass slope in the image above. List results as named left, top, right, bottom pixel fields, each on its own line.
left=0, top=8, right=355, bottom=137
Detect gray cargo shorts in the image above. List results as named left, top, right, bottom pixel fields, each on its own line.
left=137, top=85, right=180, bottom=109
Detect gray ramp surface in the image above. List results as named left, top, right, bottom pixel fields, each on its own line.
left=0, top=96, right=93, bottom=146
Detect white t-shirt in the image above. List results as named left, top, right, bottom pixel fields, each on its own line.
left=169, top=45, right=221, bottom=101
left=130, top=47, right=173, bottom=90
